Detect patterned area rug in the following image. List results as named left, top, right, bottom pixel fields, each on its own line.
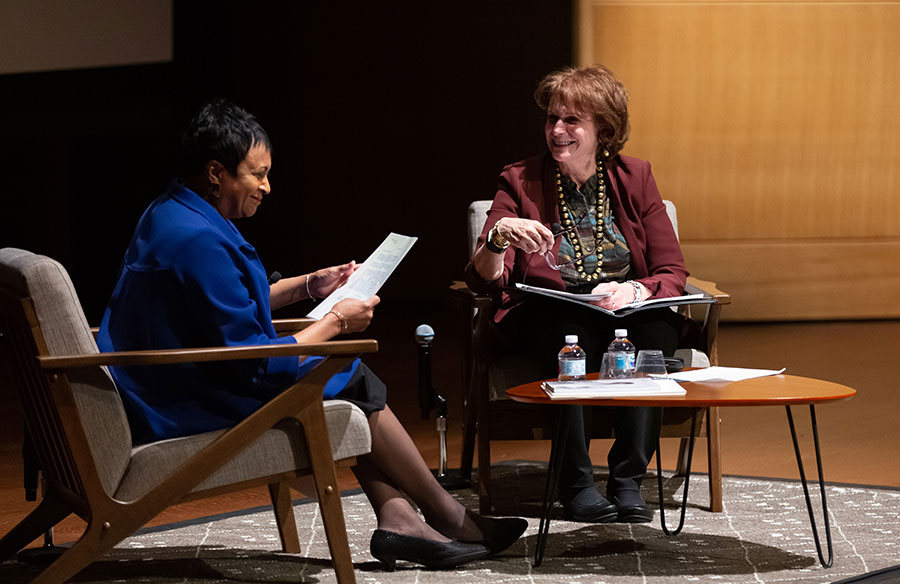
left=2, top=462, right=898, bottom=583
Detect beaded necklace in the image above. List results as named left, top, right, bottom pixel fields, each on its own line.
left=556, top=157, right=609, bottom=282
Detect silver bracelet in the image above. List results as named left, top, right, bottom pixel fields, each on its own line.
left=306, top=274, right=315, bottom=299
left=629, top=280, right=642, bottom=303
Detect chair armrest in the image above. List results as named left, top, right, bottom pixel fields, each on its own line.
left=92, top=319, right=316, bottom=339
left=273, top=318, right=317, bottom=333
left=685, top=276, right=731, bottom=305
left=449, top=280, right=494, bottom=310
left=38, top=339, right=378, bottom=370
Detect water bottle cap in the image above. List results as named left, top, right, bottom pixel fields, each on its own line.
left=565, top=334, right=578, bottom=344
left=614, top=329, right=628, bottom=338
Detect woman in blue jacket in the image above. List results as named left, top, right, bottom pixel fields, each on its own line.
left=99, top=99, right=526, bottom=570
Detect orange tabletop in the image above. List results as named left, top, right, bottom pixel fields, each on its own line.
left=506, top=373, right=856, bottom=408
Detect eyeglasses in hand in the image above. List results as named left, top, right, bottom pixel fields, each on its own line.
left=544, top=190, right=598, bottom=271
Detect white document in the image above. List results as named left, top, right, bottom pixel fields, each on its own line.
left=668, top=366, right=786, bottom=383
left=542, top=378, right=686, bottom=399
left=307, top=233, right=417, bottom=320
left=514, top=283, right=713, bottom=317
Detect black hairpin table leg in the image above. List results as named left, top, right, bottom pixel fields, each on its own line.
left=534, top=404, right=572, bottom=567
left=786, top=405, right=833, bottom=568
left=656, top=408, right=698, bottom=536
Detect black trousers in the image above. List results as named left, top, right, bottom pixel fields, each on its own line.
left=499, top=296, right=681, bottom=498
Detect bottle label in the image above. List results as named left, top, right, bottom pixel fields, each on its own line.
left=559, top=359, right=586, bottom=379
left=609, top=351, right=635, bottom=378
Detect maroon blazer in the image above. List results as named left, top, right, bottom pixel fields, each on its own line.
left=464, top=152, right=688, bottom=325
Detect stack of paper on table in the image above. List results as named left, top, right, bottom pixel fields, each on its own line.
left=542, top=378, right=686, bottom=399
left=668, top=366, right=786, bottom=383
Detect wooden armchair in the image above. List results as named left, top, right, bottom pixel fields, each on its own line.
left=0, top=248, right=375, bottom=584
left=451, top=201, right=731, bottom=515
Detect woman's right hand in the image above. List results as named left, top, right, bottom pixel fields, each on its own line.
left=495, top=217, right=555, bottom=255
left=332, top=296, right=380, bottom=334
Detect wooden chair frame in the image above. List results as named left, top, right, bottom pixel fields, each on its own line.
left=0, top=275, right=374, bottom=584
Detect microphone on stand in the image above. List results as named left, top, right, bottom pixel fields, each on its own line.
left=416, top=324, right=438, bottom=419
left=415, top=324, right=468, bottom=490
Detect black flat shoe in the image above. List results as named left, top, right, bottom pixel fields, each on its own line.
left=370, top=529, right=491, bottom=571
left=561, top=487, right=618, bottom=523
left=611, top=491, right=654, bottom=523
left=465, top=510, right=528, bottom=556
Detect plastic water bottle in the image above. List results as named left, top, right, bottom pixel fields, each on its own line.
left=558, top=335, right=587, bottom=381
left=608, top=329, right=636, bottom=378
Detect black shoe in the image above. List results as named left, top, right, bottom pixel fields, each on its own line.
left=611, top=491, right=654, bottom=523
left=561, top=487, right=618, bottom=523
left=465, top=510, right=528, bottom=556
left=370, top=529, right=491, bottom=571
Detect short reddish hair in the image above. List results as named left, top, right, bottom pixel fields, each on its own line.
left=534, top=65, right=630, bottom=158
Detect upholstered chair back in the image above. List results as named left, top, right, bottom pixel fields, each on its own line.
left=0, top=248, right=132, bottom=497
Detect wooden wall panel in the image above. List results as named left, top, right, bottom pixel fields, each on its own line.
left=577, top=0, right=900, bottom=320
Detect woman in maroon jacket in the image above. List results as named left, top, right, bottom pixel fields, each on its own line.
left=465, top=65, right=689, bottom=524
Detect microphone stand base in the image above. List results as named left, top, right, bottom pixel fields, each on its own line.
left=432, top=469, right=470, bottom=491
left=17, top=544, right=69, bottom=565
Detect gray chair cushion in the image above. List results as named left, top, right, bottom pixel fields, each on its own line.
left=468, top=200, right=492, bottom=257
left=116, top=384, right=372, bottom=501
left=0, top=248, right=133, bottom=496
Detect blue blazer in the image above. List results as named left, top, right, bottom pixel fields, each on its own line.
left=98, top=181, right=358, bottom=444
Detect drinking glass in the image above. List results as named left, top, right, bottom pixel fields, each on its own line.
left=599, top=352, right=617, bottom=379
left=635, top=349, right=668, bottom=378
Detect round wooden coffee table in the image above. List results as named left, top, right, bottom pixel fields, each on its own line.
left=507, top=373, right=856, bottom=568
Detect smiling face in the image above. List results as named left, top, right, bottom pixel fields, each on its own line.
left=208, top=142, right=272, bottom=219
left=544, top=98, right=599, bottom=177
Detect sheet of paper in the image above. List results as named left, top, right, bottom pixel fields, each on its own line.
left=668, top=366, right=786, bottom=383
left=307, top=233, right=417, bottom=320
left=542, top=378, right=686, bottom=399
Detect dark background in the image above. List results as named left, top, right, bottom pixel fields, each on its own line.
left=0, top=1, right=572, bottom=412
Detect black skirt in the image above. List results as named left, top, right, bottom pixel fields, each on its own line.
left=331, top=361, right=386, bottom=416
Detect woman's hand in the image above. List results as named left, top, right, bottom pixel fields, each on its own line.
left=590, top=281, right=649, bottom=311
left=331, top=296, right=380, bottom=334
left=495, top=218, right=555, bottom=254
left=292, top=295, right=379, bottom=346
left=308, top=261, right=358, bottom=299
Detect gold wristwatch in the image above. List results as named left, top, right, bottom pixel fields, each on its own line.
left=486, top=222, right=511, bottom=254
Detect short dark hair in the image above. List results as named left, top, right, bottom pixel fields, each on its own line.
left=534, top=65, right=630, bottom=159
left=180, top=98, right=271, bottom=177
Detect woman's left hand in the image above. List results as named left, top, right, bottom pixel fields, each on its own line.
left=589, top=281, right=648, bottom=311
left=309, top=261, right=358, bottom=299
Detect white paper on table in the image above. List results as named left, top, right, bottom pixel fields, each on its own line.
left=668, top=366, right=786, bottom=383
left=307, top=233, right=417, bottom=320
left=542, top=378, right=686, bottom=399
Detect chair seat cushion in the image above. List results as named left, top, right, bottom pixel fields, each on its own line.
left=115, top=400, right=370, bottom=501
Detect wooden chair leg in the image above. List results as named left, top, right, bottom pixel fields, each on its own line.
left=477, top=424, right=492, bottom=515
left=707, top=407, right=723, bottom=512
left=298, top=403, right=356, bottom=584
left=30, top=516, right=127, bottom=584
left=268, top=481, right=301, bottom=554
left=459, top=368, right=478, bottom=483
left=674, top=437, right=690, bottom=476
left=0, top=494, right=70, bottom=562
